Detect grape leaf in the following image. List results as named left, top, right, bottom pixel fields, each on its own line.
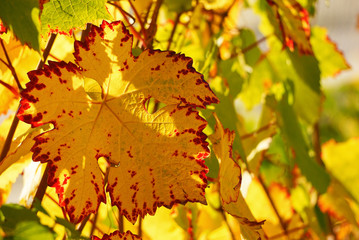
left=266, top=0, right=312, bottom=54
left=322, top=138, right=359, bottom=203
left=318, top=179, right=358, bottom=227
left=93, top=230, right=141, bottom=240
left=311, top=26, right=350, bottom=79
left=41, top=0, right=112, bottom=35
left=269, top=87, right=330, bottom=194
left=0, top=0, right=41, bottom=51
left=209, top=116, right=264, bottom=239
left=0, top=204, right=55, bottom=239
left=224, top=191, right=266, bottom=240
left=209, top=114, right=241, bottom=204
left=18, top=21, right=218, bottom=224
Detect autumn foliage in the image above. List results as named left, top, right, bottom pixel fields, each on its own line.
left=0, top=0, right=358, bottom=239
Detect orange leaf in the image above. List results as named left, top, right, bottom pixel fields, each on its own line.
left=18, top=21, right=218, bottom=224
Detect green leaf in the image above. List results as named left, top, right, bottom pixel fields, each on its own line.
left=311, top=27, right=350, bottom=79
left=55, top=217, right=83, bottom=239
left=40, top=0, right=112, bottom=35
left=268, top=83, right=330, bottom=193
left=0, top=204, right=38, bottom=233
left=287, top=49, right=321, bottom=124
left=205, top=146, right=220, bottom=179
left=11, top=221, right=55, bottom=240
left=0, top=0, right=40, bottom=51
left=0, top=204, right=54, bottom=239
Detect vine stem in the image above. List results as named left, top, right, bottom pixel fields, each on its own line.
left=77, top=214, right=91, bottom=233
left=145, top=0, right=163, bottom=48
left=167, top=12, right=182, bottom=50
left=268, top=225, right=309, bottom=240
left=27, top=33, right=57, bottom=208
left=0, top=79, right=19, bottom=97
left=0, top=38, right=23, bottom=91
left=240, top=121, right=277, bottom=140
left=128, top=0, right=147, bottom=40
left=138, top=217, right=142, bottom=237
left=109, top=2, right=147, bottom=48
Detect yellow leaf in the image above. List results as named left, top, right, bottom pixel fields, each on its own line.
left=209, top=113, right=241, bottom=204
left=210, top=116, right=265, bottom=239
left=224, top=192, right=266, bottom=240
left=322, top=138, right=359, bottom=203
left=17, top=21, right=218, bottom=224
left=318, top=179, right=359, bottom=227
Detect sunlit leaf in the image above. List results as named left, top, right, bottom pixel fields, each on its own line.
left=318, top=179, right=359, bottom=227
left=322, top=138, right=359, bottom=203
left=224, top=185, right=266, bottom=240
left=143, top=207, right=187, bottom=239
left=311, top=26, right=351, bottom=79
left=17, top=21, right=218, bottom=224
left=41, top=0, right=112, bottom=35
left=209, top=114, right=241, bottom=204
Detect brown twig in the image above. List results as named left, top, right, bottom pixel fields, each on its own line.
left=118, top=214, right=124, bottom=233
left=81, top=23, right=92, bottom=42
left=0, top=110, right=20, bottom=162
left=37, top=33, right=57, bottom=69
left=109, top=2, right=147, bottom=48
left=0, top=38, right=23, bottom=91
left=128, top=0, right=147, bottom=40
left=27, top=33, right=57, bottom=207
left=0, top=79, right=20, bottom=97
left=268, top=225, right=309, bottom=240
left=30, top=164, right=50, bottom=209
left=138, top=217, right=142, bottom=237
left=241, top=121, right=277, bottom=140
left=167, top=12, right=182, bottom=50
left=145, top=0, right=163, bottom=48
left=77, top=213, right=91, bottom=233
